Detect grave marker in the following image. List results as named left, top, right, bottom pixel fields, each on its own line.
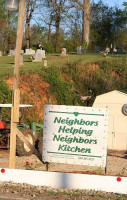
left=94, top=46, right=101, bottom=53
left=61, top=48, right=66, bottom=56
left=44, top=60, right=47, bottom=67
left=20, top=50, right=24, bottom=65
left=76, top=46, right=84, bottom=54
left=117, top=44, right=123, bottom=53
left=33, top=49, right=46, bottom=62
left=8, top=50, right=15, bottom=56
left=105, top=48, right=110, bottom=54
left=25, top=48, right=35, bottom=55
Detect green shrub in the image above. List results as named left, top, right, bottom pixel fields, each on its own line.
left=0, top=79, right=12, bottom=121
left=0, top=79, right=11, bottom=104
left=43, top=67, right=74, bottom=105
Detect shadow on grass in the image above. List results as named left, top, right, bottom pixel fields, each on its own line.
left=24, top=60, right=32, bottom=63
left=8, top=63, right=14, bottom=65
left=52, top=54, right=60, bottom=56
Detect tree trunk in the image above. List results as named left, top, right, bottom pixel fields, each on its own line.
left=25, top=21, right=30, bottom=49
left=48, top=17, right=52, bottom=43
left=25, top=0, right=37, bottom=49
left=55, top=12, right=61, bottom=52
left=54, top=0, right=62, bottom=52
left=82, top=0, right=90, bottom=47
left=5, top=11, right=11, bottom=54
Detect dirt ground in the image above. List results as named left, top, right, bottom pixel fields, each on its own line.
left=0, top=150, right=127, bottom=177
left=0, top=150, right=127, bottom=200
left=0, top=181, right=127, bottom=200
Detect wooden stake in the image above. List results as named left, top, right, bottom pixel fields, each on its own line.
left=13, top=0, right=26, bottom=91
left=13, top=89, right=20, bottom=122
left=9, top=0, right=26, bottom=169
left=9, top=106, right=17, bottom=168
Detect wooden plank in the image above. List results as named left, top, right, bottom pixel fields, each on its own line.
left=9, top=107, right=17, bottom=168
left=13, top=89, right=20, bottom=122
left=13, top=0, right=27, bottom=90
left=9, top=0, right=26, bottom=169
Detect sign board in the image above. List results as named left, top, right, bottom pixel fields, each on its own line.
left=43, top=105, right=109, bottom=167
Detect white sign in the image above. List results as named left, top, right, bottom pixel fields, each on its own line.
left=43, top=105, right=109, bottom=167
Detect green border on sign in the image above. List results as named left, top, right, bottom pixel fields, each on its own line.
left=49, top=111, right=104, bottom=117
left=47, top=151, right=102, bottom=158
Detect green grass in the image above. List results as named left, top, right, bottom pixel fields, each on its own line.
left=0, top=53, right=126, bottom=77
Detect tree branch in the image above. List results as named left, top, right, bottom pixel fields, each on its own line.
left=63, top=5, right=83, bottom=10
left=71, top=0, right=83, bottom=7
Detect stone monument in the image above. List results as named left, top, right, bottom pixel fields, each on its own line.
left=105, top=47, right=110, bottom=54
left=117, top=44, right=123, bottom=53
left=94, top=46, right=101, bottom=53
left=32, top=49, right=46, bottom=62
left=8, top=50, right=15, bottom=56
left=76, top=46, right=84, bottom=54
left=20, top=50, right=24, bottom=65
left=44, top=60, right=47, bottom=67
left=61, top=48, right=67, bottom=56
left=25, top=48, right=35, bottom=55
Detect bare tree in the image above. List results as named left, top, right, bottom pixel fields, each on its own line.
left=25, top=0, right=37, bottom=49
left=40, top=0, right=67, bottom=52
left=70, top=0, right=90, bottom=47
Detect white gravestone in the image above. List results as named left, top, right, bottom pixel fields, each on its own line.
left=76, top=46, right=84, bottom=54
left=8, top=50, right=15, bottom=56
left=61, top=48, right=66, bottom=56
left=25, top=48, right=35, bottom=55
left=105, top=48, right=110, bottom=54
left=33, top=49, right=46, bottom=62
left=113, top=48, right=117, bottom=52
left=0, top=51, right=2, bottom=56
left=20, top=50, right=24, bottom=65
left=44, top=60, right=47, bottom=67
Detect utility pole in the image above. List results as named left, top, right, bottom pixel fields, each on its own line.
left=9, top=0, right=26, bottom=169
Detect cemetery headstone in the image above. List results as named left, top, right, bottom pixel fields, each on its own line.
left=33, top=49, right=46, bottom=62
left=105, top=47, right=110, bottom=54
left=44, top=60, right=47, bottom=67
left=76, top=46, right=84, bottom=54
left=110, top=43, right=114, bottom=53
left=20, top=55, right=23, bottom=65
left=8, top=50, right=15, bottom=56
left=21, top=50, right=24, bottom=54
left=20, top=50, right=24, bottom=65
left=61, top=48, right=67, bottom=56
left=117, top=44, right=123, bottom=53
left=0, top=51, right=2, bottom=56
left=25, top=48, right=35, bottom=55
left=41, top=50, right=46, bottom=58
left=94, top=45, right=101, bottom=53
left=113, top=48, right=117, bottom=53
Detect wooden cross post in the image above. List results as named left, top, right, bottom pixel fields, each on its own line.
left=9, top=0, right=26, bottom=169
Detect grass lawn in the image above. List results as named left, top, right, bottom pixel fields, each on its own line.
left=0, top=53, right=127, bottom=77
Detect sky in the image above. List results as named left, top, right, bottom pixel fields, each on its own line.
left=92, top=0, right=125, bottom=8
left=32, top=0, right=126, bottom=27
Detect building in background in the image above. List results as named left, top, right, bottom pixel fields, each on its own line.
left=93, top=90, right=127, bottom=152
